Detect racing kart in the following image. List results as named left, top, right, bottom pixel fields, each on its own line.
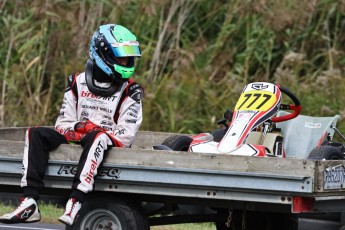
left=155, top=82, right=345, bottom=160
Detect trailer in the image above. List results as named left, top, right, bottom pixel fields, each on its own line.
left=0, top=127, right=345, bottom=230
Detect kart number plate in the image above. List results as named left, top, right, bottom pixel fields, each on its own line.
left=235, top=91, right=277, bottom=112
left=324, top=165, right=345, bottom=190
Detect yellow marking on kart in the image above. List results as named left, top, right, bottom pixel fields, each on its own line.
left=235, top=91, right=277, bottom=111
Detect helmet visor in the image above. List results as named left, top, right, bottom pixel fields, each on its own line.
left=100, top=45, right=138, bottom=68
left=112, top=45, right=141, bottom=57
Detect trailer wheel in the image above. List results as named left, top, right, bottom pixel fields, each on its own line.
left=308, top=146, right=344, bottom=160
left=65, top=196, right=149, bottom=230
left=161, top=135, right=192, bottom=151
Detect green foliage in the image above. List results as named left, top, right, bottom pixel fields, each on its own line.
left=0, top=202, right=215, bottom=228
left=0, top=0, right=344, bottom=135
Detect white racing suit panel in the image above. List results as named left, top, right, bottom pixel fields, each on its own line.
left=21, top=129, right=30, bottom=188
left=55, top=72, right=143, bottom=148
left=76, top=132, right=113, bottom=193
left=20, top=72, right=143, bottom=201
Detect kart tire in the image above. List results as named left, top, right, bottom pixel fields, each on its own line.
left=161, top=135, right=193, bottom=151
left=307, top=146, right=344, bottom=160
left=65, top=195, right=149, bottom=230
left=211, top=128, right=226, bottom=142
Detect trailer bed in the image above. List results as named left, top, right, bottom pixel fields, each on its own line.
left=0, top=127, right=345, bottom=213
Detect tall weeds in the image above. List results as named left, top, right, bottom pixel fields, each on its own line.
left=0, top=0, right=344, bottom=134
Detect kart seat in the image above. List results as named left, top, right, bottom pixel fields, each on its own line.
left=275, top=111, right=340, bottom=159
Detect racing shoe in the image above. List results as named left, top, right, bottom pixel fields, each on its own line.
left=58, top=198, right=82, bottom=226
left=0, top=197, right=41, bottom=224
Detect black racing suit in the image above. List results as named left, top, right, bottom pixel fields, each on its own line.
left=21, top=72, right=143, bottom=202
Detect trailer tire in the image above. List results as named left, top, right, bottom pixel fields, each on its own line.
left=65, top=195, right=149, bottom=230
left=161, top=135, right=193, bottom=151
left=308, top=146, right=344, bottom=160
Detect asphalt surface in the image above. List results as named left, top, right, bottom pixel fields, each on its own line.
left=0, top=223, right=65, bottom=230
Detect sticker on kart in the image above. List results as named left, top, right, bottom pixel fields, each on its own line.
left=217, top=82, right=282, bottom=153
left=235, top=91, right=277, bottom=111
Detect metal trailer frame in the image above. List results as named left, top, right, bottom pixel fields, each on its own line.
left=1, top=128, right=345, bottom=228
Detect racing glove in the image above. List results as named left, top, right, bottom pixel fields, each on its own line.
left=64, top=131, right=85, bottom=143
left=74, top=120, right=104, bottom=133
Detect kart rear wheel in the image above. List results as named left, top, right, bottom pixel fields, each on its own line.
left=308, top=146, right=344, bottom=160
left=161, top=135, right=193, bottom=151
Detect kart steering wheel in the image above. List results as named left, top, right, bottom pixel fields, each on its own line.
left=271, top=85, right=301, bottom=123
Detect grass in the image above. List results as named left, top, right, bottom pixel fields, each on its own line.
left=0, top=201, right=63, bottom=224
left=0, top=0, right=344, bottom=134
left=0, top=202, right=216, bottom=229
left=151, top=223, right=215, bottom=230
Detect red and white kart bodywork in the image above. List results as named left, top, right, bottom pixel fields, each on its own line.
left=156, top=81, right=345, bottom=160
left=188, top=82, right=301, bottom=157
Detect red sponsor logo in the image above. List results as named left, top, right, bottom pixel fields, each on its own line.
left=81, top=91, right=116, bottom=101
left=85, top=159, right=97, bottom=184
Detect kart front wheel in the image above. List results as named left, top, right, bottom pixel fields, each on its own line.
left=161, top=135, right=193, bottom=151
left=307, top=146, right=344, bottom=160
left=211, top=128, right=226, bottom=142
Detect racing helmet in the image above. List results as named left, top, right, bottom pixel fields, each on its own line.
left=89, top=24, right=141, bottom=82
